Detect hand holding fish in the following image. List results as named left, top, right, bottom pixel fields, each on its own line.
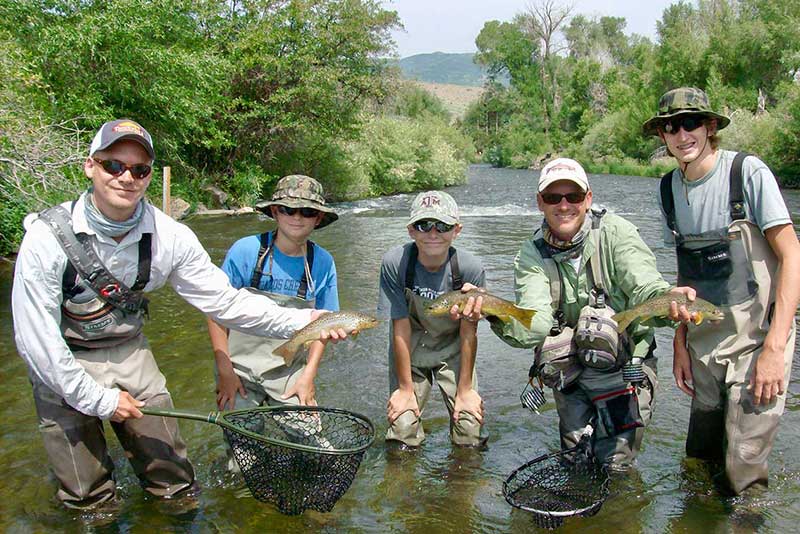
left=666, top=286, right=700, bottom=325
left=309, top=309, right=348, bottom=342
left=448, top=282, right=485, bottom=322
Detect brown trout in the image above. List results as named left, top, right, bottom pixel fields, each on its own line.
left=425, top=289, right=536, bottom=329
left=273, top=311, right=380, bottom=364
left=611, top=292, right=724, bottom=332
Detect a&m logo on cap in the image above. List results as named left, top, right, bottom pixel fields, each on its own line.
left=419, top=194, right=441, bottom=208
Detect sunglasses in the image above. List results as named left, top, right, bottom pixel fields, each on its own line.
left=540, top=191, right=587, bottom=205
left=413, top=220, right=455, bottom=233
left=660, top=115, right=706, bottom=134
left=92, top=157, right=152, bottom=180
left=277, top=205, right=320, bottom=218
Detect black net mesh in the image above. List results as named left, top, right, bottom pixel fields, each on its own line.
left=222, top=406, right=374, bottom=515
left=503, top=449, right=609, bottom=530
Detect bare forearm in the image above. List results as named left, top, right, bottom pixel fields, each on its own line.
left=457, top=321, right=478, bottom=392
left=764, top=225, right=800, bottom=352
left=392, top=319, right=414, bottom=390
left=207, top=317, right=232, bottom=371
left=302, top=341, right=325, bottom=379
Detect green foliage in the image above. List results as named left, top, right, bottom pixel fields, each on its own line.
left=389, top=84, right=451, bottom=121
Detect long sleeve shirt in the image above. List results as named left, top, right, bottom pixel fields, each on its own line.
left=12, top=195, right=313, bottom=419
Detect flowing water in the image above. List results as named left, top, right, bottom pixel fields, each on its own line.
left=1, top=164, right=800, bottom=532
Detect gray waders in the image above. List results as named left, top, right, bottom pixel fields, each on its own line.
left=33, top=204, right=194, bottom=509
left=386, top=245, right=484, bottom=447
left=661, top=153, right=796, bottom=494
left=221, top=231, right=317, bottom=470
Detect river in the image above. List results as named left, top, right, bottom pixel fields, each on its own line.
left=1, top=164, right=799, bottom=532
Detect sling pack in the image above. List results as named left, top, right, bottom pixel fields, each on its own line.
left=38, top=204, right=151, bottom=315
left=404, top=243, right=463, bottom=291
left=250, top=230, right=315, bottom=299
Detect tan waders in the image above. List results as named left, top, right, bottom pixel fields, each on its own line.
left=684, top=220, right=795, bottom=494
left=386, top=289, right=483, bottom=447
left=32, top=335, right=195, bottom=509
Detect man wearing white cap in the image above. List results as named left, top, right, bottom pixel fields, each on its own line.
left=477, top=158, right=695, bottom=468
left=11, top=119, right=347, bottom=509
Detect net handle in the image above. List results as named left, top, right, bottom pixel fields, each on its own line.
left=141, top=407, right=220, bottom=424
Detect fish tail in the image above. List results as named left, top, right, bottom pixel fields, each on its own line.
left=513, top=307, right=536, bottom=329
left=611, top=310, right=636, bottom=332
left=273, top=340, right=299, bottom=365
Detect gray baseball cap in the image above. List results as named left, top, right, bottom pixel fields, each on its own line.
left=89, top=119, right=155, bottom=160
left=408, top=190, right=459, bottom=226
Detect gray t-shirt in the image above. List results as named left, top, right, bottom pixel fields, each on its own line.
left=377, top=243, right=486, bottom=320
left=659, top=150, right=791, bottom=245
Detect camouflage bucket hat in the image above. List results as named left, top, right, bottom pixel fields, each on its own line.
left=642, top=87, right=730, bottom=136
left=255, top=174, right=338, bottom=228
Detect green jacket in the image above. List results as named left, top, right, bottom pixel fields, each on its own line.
left=492, top=212, right=673, bottom=355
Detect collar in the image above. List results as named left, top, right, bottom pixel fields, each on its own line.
left=71, top=192, right=155, bottom=247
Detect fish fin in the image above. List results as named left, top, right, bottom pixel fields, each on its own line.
left=611, top=310, right=635, bottom=333
left=273, top=341, right=298, bottom=365
left=513, top=307, right=536, bottom=329
left=694, top=313, right=704, bottom=326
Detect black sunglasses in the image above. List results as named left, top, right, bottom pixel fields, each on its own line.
left=540, top=191, right=587, bottom=205
left=661, top=115, right=706, bottom=134
left=277, top=205, right=319, bottom=218
left=413, top=220, right=455, bottom=233
left=92, top=157, right=152, bottom=179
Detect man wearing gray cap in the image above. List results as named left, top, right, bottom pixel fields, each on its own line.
left=377, top=190, right=486, bottom=448
left=11, top=119, right=347, bottom=509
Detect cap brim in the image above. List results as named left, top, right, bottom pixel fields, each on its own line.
left=407, top=213, right=459, bottom=226
left=254, top=198, right=338, bottom=228
left=538, top=176, right=588, bottom=192
left=642, top=111, right=730, bottom=136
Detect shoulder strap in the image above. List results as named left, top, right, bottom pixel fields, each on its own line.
left=297, top=241, right=315, bottom=299
left=533, top=234, right=564, bottom=330
left=730, top=152, right=748, bottom=221
left=39, top=205, right=149, bottom=315
left=660, top=169, right=677, bottom=232
left=250, top=231, right=274, bottom=288
left=448, top=247, right=462, bottom=290
left=586, top=209, right=608, bottom=307
left=404, top=243, right=418, bottom=290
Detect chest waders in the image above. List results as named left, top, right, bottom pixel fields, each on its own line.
left=227, top=231, right=317, bottom=388
left=386, top=244, right=483, bottom=447
left=661, top=153, right=795, bottom=494
left=38, top=204, right=151, bottom=350
left=34, top=203, right=195, bottom=508
left=533, top=211, right=653, bottom=467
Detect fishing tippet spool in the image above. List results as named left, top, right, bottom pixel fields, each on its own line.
left=622, top=357, right=645, bottom=384
left=521, top=380, right=546, bottom=413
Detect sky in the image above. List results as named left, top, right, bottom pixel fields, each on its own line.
left=383, top=0, right=679, bottom=58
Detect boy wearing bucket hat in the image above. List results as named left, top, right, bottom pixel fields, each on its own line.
left=11, top=121, right=345, bottom=510
left=207, top=175, right=339, bottom=439
left=377, top=191, right=487, bottom=448
left=644, top=87, right=800, bottom=494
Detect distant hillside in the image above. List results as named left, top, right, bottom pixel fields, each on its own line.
left=398, top=52, right=486, bottom=87
left=412, top=81, right=484, bottom=119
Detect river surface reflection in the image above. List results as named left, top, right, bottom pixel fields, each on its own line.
left=1, top=164, right=799, bottom=532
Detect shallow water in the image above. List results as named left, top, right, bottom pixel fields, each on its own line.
left=1, top=164, right=799, bottom=532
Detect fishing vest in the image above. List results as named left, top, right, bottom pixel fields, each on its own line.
left=533, top=210, right=636, bottom=381
left=37, top=203, right=151, bottom=350
left=401, top=243, right=464, bottom=368
left=227, top=231, right=317, bottom=382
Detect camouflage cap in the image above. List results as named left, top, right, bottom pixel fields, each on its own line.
left=642, top=87, right=730, bottom=136
left=408, top=190, right=459, bottom=226
left=255, top=174, right=338, bottom=228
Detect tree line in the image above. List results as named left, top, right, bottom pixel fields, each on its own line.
left=0, top=0, right=474, bottom=256
left=461, top=0, right=800, bottom=182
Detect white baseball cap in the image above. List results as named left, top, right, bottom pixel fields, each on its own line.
left=538, top=158, right=589, bottom=192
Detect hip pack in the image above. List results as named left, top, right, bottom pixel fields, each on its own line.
left=534, top=326, right=583, bottom=390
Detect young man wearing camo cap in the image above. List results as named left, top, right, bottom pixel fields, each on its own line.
left=377, top=190, right=487, bottom=448
left=644, top=87, right=800, bottom=494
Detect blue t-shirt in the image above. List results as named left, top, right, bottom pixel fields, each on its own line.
left=221, top=233, right=339, bottom=311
